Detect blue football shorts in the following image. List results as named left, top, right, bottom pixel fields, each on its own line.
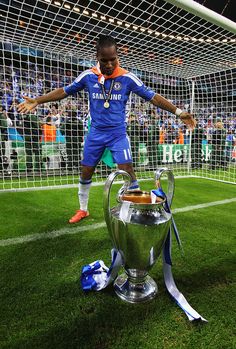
left=81, top=127, right=132, bottom=167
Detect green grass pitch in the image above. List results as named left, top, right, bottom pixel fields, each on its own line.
left=0, top=178, right=236, bottom=349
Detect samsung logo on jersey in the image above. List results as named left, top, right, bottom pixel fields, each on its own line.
left=92, top=93, right=122, bottom=100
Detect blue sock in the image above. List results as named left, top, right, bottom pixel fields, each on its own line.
left=128, top=180, right=140, bottom=190
left=79, top=178, right=92, bottom=185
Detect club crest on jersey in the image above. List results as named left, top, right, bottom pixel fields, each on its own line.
left=113, top=82, right=122, bottom=91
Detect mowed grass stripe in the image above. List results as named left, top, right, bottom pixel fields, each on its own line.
left=1, top=197, right=235, bottom=247
left=1, top=178, right=235, bottom=240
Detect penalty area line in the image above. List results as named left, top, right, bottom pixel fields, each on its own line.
left=0, top=197, right=236, bottom=247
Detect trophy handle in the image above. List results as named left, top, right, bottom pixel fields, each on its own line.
left=103, top=170, right=132, bottom=236
left=154, top=168, right=175, bottom=207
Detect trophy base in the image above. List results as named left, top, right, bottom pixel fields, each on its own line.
left=114, top=272, right=158, bottom=303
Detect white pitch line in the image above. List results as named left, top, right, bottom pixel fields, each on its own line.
left=0, top=222, right=106, bottom=247
left=172, top=197, right=236, bottom=213
left=0, top=197, right=236, bottom=247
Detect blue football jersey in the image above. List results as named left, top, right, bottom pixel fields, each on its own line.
left=64, top=69, right=155, bottom=131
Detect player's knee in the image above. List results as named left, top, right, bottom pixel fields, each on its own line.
left=118, top=162, right=134, bottom=173
left=81, top=165, right=95, bottom=180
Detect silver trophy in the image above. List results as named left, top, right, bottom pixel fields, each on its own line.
left=103, top=168, right=174, bottom=303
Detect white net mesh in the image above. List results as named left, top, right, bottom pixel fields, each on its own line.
left=0, top=0, right=235, bottom=190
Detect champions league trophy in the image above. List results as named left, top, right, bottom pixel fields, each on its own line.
left=103, top=168, right=174, bottom=303
left=81, top=168, right=206, bottom=320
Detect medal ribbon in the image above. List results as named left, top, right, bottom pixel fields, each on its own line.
left=100, top=80, right=115, bottom=107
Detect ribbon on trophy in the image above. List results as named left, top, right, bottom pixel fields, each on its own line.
left=151, top=187, right=207, bottom=322
left=151, top=188, right=183, bottom=250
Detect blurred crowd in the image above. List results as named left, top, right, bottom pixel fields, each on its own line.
left=0, top=62, right=235, bottom=175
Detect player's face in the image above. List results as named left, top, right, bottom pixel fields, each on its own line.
left=97, top=45, right=119, bottom=76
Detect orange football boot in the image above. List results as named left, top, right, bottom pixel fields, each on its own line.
left=69, top=210, right=89, bottom=223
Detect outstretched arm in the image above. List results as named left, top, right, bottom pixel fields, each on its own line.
left=150, top=93, right=196, bottom=129
left=18, top=88, right=68, bottom=114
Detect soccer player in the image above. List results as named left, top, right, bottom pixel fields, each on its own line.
left=18, top=35, right=196, bottom=223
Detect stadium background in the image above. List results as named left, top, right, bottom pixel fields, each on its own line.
left=0, top=1, right=236, bottom=348
left=0, top=0, right=235, bottom=188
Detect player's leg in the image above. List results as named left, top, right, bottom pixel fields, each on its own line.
left=109, top=133, right=140, bottom=190
left=69, top=165, right=95, bottom=223
left=117, top=162, right=140, bottom=190
left=69, top=129, right=105, bottom=223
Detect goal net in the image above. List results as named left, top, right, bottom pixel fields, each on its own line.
left=0, top=0, right=235, bottom=191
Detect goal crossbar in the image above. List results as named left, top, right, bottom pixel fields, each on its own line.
left=165, top=0, right=236, bottom=35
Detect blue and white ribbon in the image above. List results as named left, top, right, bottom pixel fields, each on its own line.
left=151, top=188, right=182, bottom=250
left=163, top=231, right=207, bottom=322
left=81, top=248, right=123, bottom=291
left=151, top=188, right=207, bottom=322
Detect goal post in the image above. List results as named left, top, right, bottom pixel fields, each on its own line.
left=165, top=0, right=236, bottom=34
left=0, top=0, right=235, bottom=191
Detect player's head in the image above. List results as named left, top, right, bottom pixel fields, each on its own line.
left=96, top=35, right=118, bottom=76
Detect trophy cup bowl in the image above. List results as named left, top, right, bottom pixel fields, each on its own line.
left=103, top=169, right=174, bottom=303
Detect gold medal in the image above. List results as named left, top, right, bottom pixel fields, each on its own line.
left=100, top=80, right=114, bottom=109
left=104, top=101, right=110, bottom=108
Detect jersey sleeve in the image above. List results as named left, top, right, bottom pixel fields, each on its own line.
left=63, top=70, right=90, bottom=95
left=126, top=72, right=156, bottom=101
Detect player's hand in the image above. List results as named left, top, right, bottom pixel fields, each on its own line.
left=179, top=112, right=196, bottom=130
left=17, top=96, right=38, bottom=114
